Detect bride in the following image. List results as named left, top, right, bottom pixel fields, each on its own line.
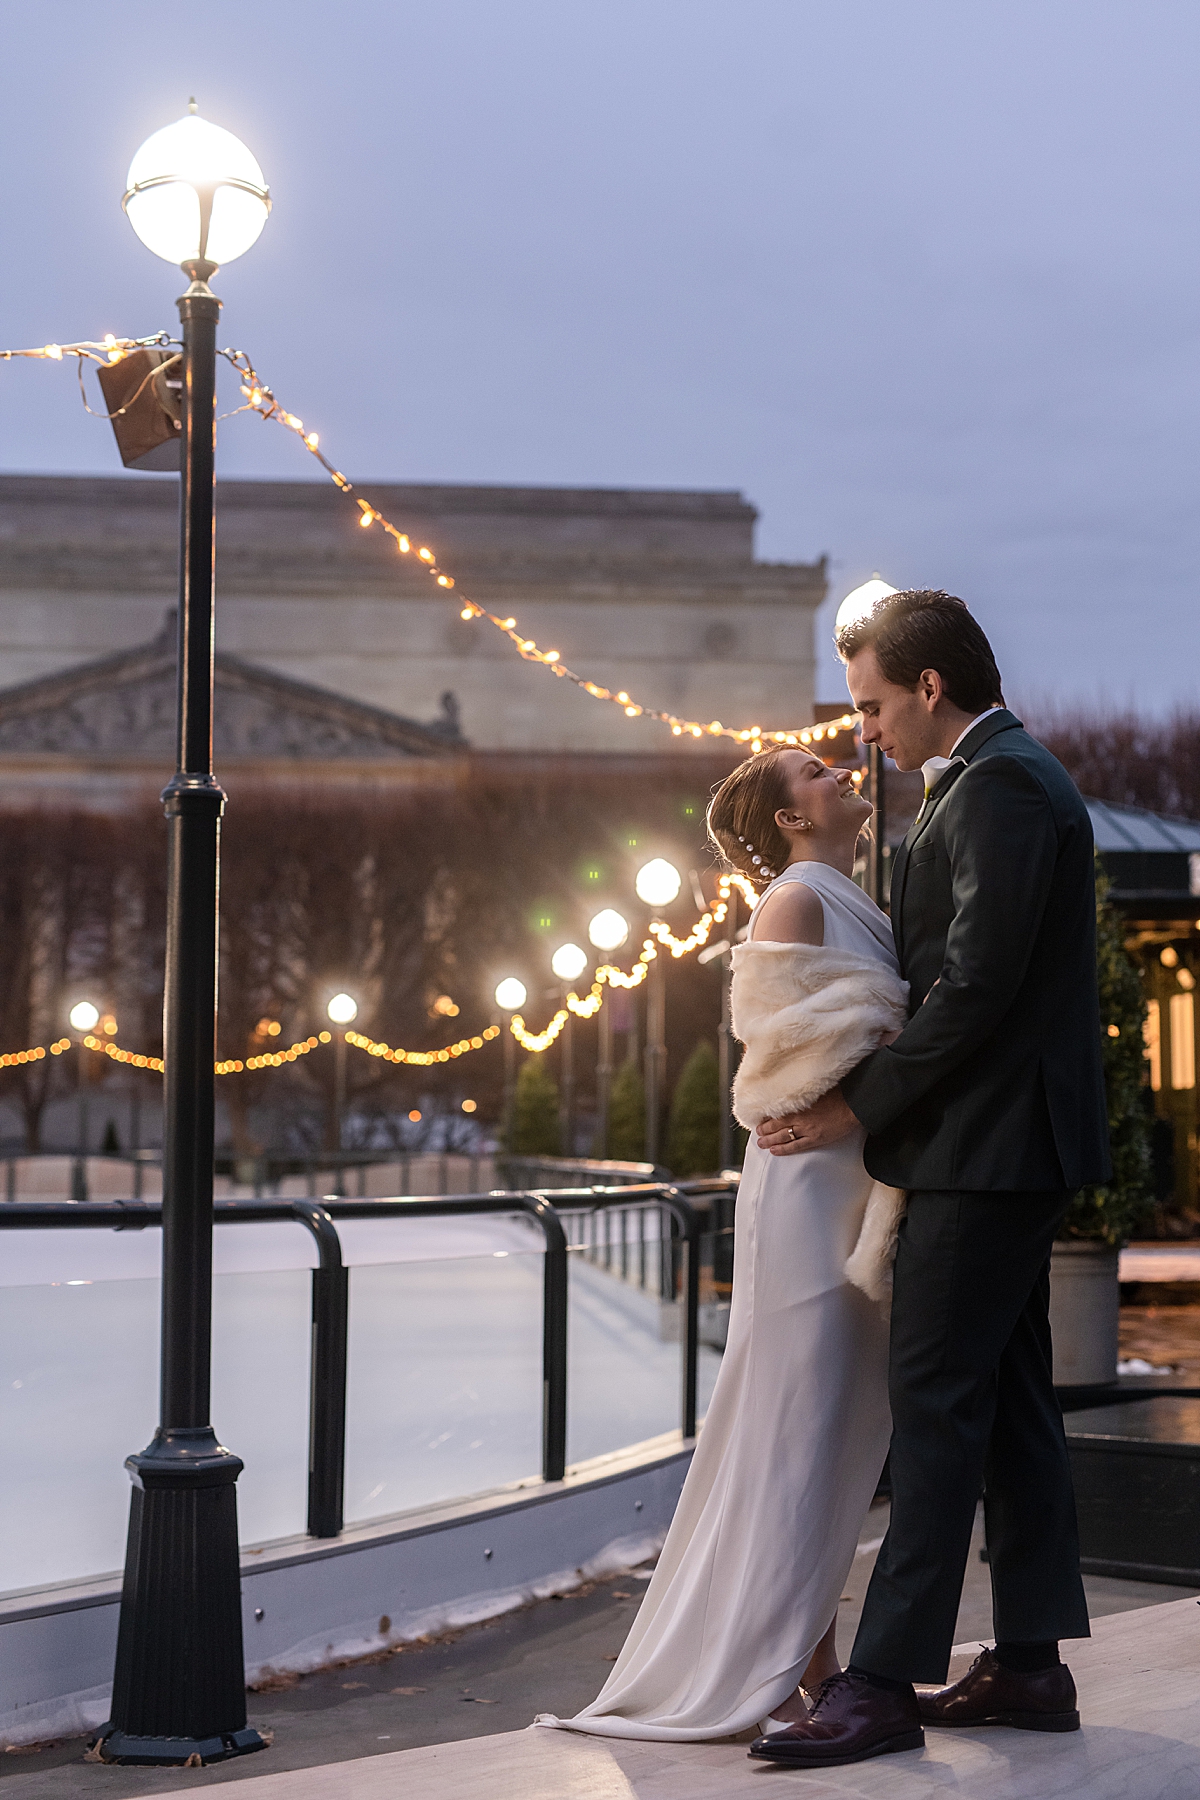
left=537, top=746, right=908, bottom=1741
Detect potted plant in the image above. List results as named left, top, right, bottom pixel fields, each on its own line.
left=1049, top=864, right=1153, bottom=1385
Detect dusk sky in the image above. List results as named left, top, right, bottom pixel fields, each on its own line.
left=2, top=2, right=1196, bottom=713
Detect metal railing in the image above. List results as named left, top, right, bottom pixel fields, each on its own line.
left=218, top=1151, right=494, bottom=1200
left=0, top=1179, right=733, bottom=1541
left=495, top=1155, right=672, bottom=1190
left=0, top=1149, right=494, bottom=1203
left=0, top=1149, right=705, bottom=1203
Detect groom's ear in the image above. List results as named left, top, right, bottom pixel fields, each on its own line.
left=918, top=668, right=945, bottom=711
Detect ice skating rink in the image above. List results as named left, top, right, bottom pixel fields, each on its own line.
left=0, top=1214, right=720, bottom=1595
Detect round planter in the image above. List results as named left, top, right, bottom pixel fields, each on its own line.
left=1048, top=1241, right=1120, bottom=1387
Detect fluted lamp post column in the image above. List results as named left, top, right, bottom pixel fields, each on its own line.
left=97, top=105, right=271, bottom=1769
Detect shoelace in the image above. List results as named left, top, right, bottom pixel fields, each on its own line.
left=807, top=1672, right=855, bottom=1718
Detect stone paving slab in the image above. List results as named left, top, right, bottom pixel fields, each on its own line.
left=133, top=1596, right=1200, bottom=1800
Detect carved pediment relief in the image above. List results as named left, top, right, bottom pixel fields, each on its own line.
left=0, top=631, right=463, bottom=762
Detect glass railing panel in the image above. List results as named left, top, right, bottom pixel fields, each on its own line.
left=343, top=1249, right=544, bottom=1523
left=0, top=1221, right=315, bottom=1592
left=563, top=1204, right=723, bottom=1467
left=210, top=1267, right=311, bottom=1545
left=0, top=1270, right=159, bottom=1592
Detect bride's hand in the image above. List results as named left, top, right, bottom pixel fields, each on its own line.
left=756, top=1088, right=859, bottom=1154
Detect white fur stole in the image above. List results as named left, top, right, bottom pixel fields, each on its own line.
left=731, top=938, right=909, bottom=1303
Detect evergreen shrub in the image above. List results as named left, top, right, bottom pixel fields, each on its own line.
left=666, top=1040, right=721, bottom=1176
left=1059, top=862, right=1153, bottom=1247
left=508, top=1055, right=562, bottom=1156
left=606, top=1058, right=646, bottom=1161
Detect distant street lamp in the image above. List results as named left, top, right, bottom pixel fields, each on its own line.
left=587, top=909, right=629, bottom=953
left=635, top=859, right=681, bottom=1163
left=634, top=858, right=682, bottom=908
left=494, top=979, right=527, bottom=1145
left=326, top=994, right=358, bottom=1159
left=550, top=945, right=588, bottom=1152
left=836, top=575, right=898, bottom=908
left=99, top=105, right=271, bottom=1769
left=68, top=1001, right=102, bottom=1192
left=549, top=943, right=587, bottom=983
left=588, top=911, right=629, bottom=1153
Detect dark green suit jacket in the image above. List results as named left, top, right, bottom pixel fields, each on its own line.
left=840, top=710, right=1112, bottom=1191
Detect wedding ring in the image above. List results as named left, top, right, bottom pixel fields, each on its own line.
left=787, top=1126, right=796, bottom=1142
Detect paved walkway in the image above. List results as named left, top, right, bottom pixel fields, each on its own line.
left=136, top=1596, right=1199, bottom=1800
left=1, top=1502, right=1193, bottom=1796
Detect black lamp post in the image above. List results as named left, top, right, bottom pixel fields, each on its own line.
left=494, top=979, right=527, bottom=1145
left=550, top=943, right=588, bottom=1155
left=326, top=994, right=359, bottom=1188
left=834, top=576, right=897, bottom=911
left=95, top=105, right=271, bottom=1769
left=634, top=859, right=682, bottom=1166
left=587, top=908, right=630, bottom=1157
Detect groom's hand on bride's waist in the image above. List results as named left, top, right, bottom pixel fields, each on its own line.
left=757, top=1088, right=859, bottom=1154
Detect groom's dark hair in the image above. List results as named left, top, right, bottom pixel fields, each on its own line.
left=836, top=589, right=1004, bottom=713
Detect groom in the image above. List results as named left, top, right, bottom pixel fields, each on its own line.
left=751, top=590, right=1111, bottom=1768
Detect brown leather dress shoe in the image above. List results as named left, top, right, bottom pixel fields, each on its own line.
left=918, top=1647, right=1080, bottom=1733
left=749, top=1672, right=924, bottom=1767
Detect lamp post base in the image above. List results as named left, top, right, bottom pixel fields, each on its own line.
left=95, top=1427, right=265, bottom=1765
left=92, top=1726, right=268, bottom=1768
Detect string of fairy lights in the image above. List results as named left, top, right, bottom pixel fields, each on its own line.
left=0, top=331, right=858, bottom=1074
left=217, top=345, right=860, bottom=753
left=1, top=330, right=862, bottom=758
left=0, top=872, right=762, bottom=1074
left=506, top=870, right=757, bottom=1051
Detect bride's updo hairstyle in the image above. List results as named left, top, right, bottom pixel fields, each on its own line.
left=707, top=750, right=795, bottom=892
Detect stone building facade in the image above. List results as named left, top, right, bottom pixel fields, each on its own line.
left=0, top=475, right=826, bottom=756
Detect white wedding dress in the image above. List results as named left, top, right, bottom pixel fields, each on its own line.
left=536, top=861, right=896, bottom=1740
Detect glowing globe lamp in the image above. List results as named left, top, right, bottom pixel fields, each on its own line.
left=69, top=1001, right=101, bottom=1032
left=123, top=105, right=270, bottom=271
left=834, top=575, right=897, bottom=635
left=588, top=908, right=630, bottom=952
left=550, top=943, right=588, bottom=983
left=326, top=993, right=358, bottom=1025
left=494, top=978, right=527, bottom=1012
left=635, top=858, right=682, bottom=908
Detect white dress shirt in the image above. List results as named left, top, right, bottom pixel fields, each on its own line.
left=917, top=708, right=1001, bottom=816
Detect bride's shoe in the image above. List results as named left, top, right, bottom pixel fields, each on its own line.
left=758, top=1690, right=811, bottom=1735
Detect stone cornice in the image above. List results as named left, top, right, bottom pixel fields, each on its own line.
left=0, top=474, right=827, bottom=606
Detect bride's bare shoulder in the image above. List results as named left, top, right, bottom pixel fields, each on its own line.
left=750, top=879, right=824, bottom=947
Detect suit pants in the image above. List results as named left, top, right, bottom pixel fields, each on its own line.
left=850, top=1189, right=1091, bottom=1684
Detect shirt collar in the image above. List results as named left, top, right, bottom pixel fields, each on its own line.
left=920, top=707, right=1000, bottom=794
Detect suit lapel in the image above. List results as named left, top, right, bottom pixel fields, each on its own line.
left=889, top=710, right=1022, bottom=968
left=890, top=760, right=967, bottom=964
left=903, top=711, right=1023, bottom=855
